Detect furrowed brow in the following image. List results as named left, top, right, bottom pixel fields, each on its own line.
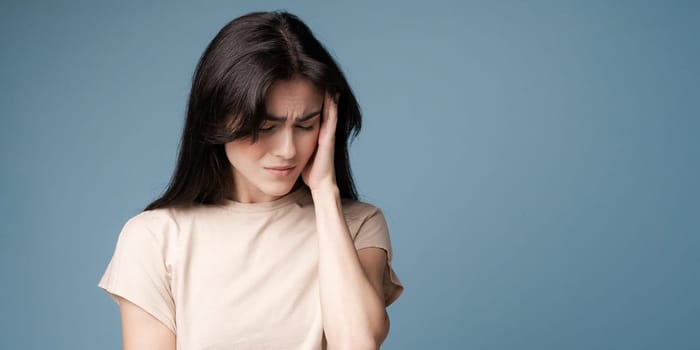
left=264, top=110, right=321, bottom=122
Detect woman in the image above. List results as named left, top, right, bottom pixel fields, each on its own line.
left=98, top=10, right=404, bottom=349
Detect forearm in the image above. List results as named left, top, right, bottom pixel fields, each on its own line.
left=312, top=185, right=387, bottom=350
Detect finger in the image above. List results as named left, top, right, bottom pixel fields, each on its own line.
left=320, top=92, right=338, bottom=143
left=325, top=92, right=338, bottom=124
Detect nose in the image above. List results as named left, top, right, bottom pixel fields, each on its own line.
left=272, top=127, right=296, bottom=159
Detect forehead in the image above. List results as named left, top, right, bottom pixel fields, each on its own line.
left=265, top=77, right=323, bottom=115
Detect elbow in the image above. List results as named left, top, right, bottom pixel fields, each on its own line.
left=332, top=320, right=389, bottom=350
left=331, top=337, right=379, bottom=350
left=357, top=338, right=381, bottom=350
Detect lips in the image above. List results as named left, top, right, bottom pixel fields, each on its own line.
left=265, top=166, right=296, bottom=177
left=265, top=166, right=295, bottom=170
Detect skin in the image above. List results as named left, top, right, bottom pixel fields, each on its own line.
left=304, top=90, right=389, bottom=349
left=117, top=76, right=390, bottom=349
left=224, top=76, right=323, bottom=203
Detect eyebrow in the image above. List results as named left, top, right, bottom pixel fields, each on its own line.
left=264, top=110, right=322, bottom=122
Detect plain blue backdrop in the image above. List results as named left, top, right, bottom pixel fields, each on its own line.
left=1, top=0, right=698, bottom=349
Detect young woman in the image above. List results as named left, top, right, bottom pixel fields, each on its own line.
left=98, top=11, right=404, bottom=349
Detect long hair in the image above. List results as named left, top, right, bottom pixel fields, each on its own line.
left=144, top=11, right=362, bottom=211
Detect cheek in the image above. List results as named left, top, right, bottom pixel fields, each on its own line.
left=299, top=131, right=319, bottom=157
left=225, top=141, right=267, bottom=166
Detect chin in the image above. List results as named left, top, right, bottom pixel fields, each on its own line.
left=260, top=181, right=296, bottom=197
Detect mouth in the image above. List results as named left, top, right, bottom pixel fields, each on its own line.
left=264, top=166, right=296, bottom=177
left=265, top=166, right=296, bottom=170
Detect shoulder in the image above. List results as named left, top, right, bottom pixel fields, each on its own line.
left=124, top=207, right=178, bottom=232
left=116, top=207, right=185, bottom=248
left=340, top=197, right=389, bottom=240
left=341, top=197, right=383, bottom=222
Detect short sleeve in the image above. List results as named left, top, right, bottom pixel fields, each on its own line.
left=352, top=207, right=405, bottom=307
left=97, top=215, right=176, bottom=334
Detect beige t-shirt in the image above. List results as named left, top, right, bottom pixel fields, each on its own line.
left=97, top=185, right=404, bottom=349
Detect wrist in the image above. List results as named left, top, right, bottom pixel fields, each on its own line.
left=310, top=183, right=340, bottom=199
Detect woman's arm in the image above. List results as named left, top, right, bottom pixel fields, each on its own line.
left=116, top=296, right=176, bottom=350
left=304, top=92, right=389, bottom=349
left=313, top=186, right=390, bottom=350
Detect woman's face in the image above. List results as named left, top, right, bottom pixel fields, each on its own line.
left=225, top=77, right=323, bottom=203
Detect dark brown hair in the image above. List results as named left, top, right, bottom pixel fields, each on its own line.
left=144, top=11, right=362, bottom=211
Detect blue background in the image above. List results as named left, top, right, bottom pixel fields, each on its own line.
left=1, top=0, right=698, bottom=349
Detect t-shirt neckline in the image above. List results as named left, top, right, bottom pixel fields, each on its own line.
left=221, top=185, right=310, bottom=212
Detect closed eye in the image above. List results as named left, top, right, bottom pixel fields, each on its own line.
left=258, top=124, right=315, bottom=132
left=259, top=111, right=321, bottom=133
